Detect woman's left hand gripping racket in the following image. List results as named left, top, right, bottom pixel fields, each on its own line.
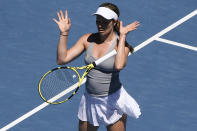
left=38, top=49, right=118, bottom=104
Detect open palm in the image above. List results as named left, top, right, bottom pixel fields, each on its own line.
left=53, top=10, right=71, bottom=33
left=119, top=21, right=140, bottom=35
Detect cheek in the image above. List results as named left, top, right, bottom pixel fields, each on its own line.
left=106, top=23, right=114, bottom=30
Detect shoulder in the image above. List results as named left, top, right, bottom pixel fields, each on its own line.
left=79, top=33, right=99, bottom=43
left=75, top=33, right=92, bottom=48
left=83, top=33, right=92, bottom=38
left=79, top=33, right=92, bottom=42
left=80, top=33, right=100, bottom=42
left=80, top=33, right=100, bottom=48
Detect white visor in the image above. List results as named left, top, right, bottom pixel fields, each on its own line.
left=93, top=7, right=118, bottom=20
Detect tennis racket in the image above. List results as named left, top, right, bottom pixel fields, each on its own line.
left=38, top=49, right=120, bottom=104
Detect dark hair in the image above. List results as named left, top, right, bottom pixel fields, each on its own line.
left=99, top=2, right=134, bottom=53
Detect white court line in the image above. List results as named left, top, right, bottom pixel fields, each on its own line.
left=1, top=9, right=197, bottom=131
left=156, top=38, right=197, bottom=51
left=134, top=9, right=197, bottom=52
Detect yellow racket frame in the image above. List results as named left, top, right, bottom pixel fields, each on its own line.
left=38, top=63, right=95, bottom=104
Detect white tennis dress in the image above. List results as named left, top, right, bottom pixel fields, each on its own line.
left=77, top=35, right=141, bottom=126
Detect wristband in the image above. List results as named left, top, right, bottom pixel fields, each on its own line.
left=60, top=31, right=69, bottom=36
left=60, top=34, right=68, bottom=36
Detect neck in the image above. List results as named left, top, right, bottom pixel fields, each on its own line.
left=99, top=31, right=116, bottom=43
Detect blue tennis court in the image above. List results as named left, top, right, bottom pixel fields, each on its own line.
left=0, top=0, right=197, bottom=130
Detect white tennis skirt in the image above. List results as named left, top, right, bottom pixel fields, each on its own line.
left=77, top=86, right=141, bottom=126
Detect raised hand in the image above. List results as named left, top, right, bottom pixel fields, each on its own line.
left=53, top=10, right=71, bottom=33
left=119, top=21, right=140, bottom=36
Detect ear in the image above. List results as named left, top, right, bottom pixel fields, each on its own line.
left=113, top=20, right=118, bottom=26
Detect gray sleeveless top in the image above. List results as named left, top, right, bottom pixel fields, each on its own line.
left=85, top=36, right=122, bottom=96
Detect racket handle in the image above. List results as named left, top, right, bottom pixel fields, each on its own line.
left=94, top=49, right=117, bottom=66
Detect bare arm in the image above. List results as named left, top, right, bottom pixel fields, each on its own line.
left=56, top=34, right=87, bottom=65
left=115, top=21, right=140, bottom=70
left=53, top=10, right=87, bottom=65
left=115, top=34, right=130, bottom=70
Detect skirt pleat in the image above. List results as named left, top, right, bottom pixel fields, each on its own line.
left=78, top=86, right=141, bottom=126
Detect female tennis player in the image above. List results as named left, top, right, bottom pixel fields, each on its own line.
left=53, top=2, right=141, bottom=131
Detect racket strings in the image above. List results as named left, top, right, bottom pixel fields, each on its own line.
left=39, top=68, right=79, bottom=103
left=39, top=64, right=94, bottom=104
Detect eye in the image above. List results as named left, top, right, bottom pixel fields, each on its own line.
left=104, top=21, right=110, bottom=25
left=96, top=20, right=101, bottom=25
left=96, top=20, right=111, bottom=25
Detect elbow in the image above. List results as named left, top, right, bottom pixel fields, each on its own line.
left=115, top=64, right=126, bottom=71
left=56, top=58, right=67, bottom=65
left=56, top=60, right=64, bottom=65
left=56, top=61, right=64, bottom=65
left=115, top=66, right=124, bottom=71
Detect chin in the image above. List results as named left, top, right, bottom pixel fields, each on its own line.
left=98, top=31, right=105, bottom=36
left=98, top=30, right=109, bottom=35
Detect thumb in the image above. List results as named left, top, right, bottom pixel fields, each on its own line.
left=119, top=21, right=123, bottom=28
left=53, top=18, right=59, bottom=24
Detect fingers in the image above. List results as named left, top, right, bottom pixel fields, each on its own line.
left=119, top=21, right=123, bottom=31
left=133, top=21, right=140, bottom=27
left=53, top=9, right=71, bottom=32
left=56, top=9, right=69, bottom=21
left=119, top=21, right=123, bottom=27
left=57, top=11, right=61, bottom=21
left=53, top=18, right=58, bottom=24
left=65, top=10, right=68, bottom=19
left=134, top=21, right=140, bottom=27
left=68, top=18, right=71, bottom=24
left=60, top=10, right=64, bottom=20
left=127, top=21, right=140, bottom=31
